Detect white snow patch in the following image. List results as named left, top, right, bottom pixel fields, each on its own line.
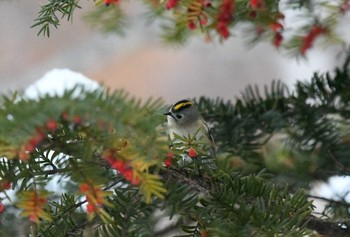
left=24, top=68, right=100, bottom=99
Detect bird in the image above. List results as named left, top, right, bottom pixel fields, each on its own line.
left=164, top=99, right=216, bottom=168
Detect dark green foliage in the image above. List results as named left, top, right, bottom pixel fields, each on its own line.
left=92, top=188, right=157, bottom=237
left=159, top=169, right=313, bottom=237
left=204, top=174, right=312, bottom=237
left=195, top=55, right=350, bottom=181
left=36, top=194, right=87, bottom=237
left=31, top=0, right=81, bottom=37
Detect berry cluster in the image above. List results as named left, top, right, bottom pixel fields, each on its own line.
left=216, top=0, right=234, bottom=39
left=187, top=0, right=211, bottom=30
left=17, top=191, right=50, bottom=223
left=18, top=121, right=55, bottom=161
left=249, top=0, right=285, bottom=48
left=18, top=112, right=84, bottom=161
left=269, top=18, right=284, bottom=48
left=79, top=183, right=107, bottom=214
left=103, top=149, right=141, bottom=186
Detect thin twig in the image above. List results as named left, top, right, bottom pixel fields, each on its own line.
left=308, top=194, right=350, bottom=208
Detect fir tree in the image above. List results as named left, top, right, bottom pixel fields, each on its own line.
left=1, top=1, right=350, bottom=236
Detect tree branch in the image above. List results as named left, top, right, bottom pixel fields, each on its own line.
left=308, top=194, right=350, bottom=208
left=306, top=215, right=350, bottom=237
left=159, top=168, right=215, bottom=196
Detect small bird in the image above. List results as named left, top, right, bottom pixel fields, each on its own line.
left=164, top=99, right=216, bottom=163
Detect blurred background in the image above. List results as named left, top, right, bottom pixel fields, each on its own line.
left=0, top=0, right=349, bottom=103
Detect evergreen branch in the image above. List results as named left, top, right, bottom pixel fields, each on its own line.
left=37, top=199, right=87, bottom=236
left=32, top=0, right=81, bottom=37
left=159, top=168, right=214, bottom=195
left=29, top=0, right=349, bottom=53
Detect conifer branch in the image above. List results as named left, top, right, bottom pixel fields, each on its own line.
left=31, top=0, right=350, bottom=54
left=159, top=168, right=214, bottom=195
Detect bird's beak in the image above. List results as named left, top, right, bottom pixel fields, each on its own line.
left=163, top=112, right=177, bottom=121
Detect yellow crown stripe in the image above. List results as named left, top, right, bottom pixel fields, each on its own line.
left=174, top=101, right=192, bottom=111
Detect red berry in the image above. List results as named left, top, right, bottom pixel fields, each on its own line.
left=164, top=157, right=173, bottom=167
left=24, top=143, right=35, bottom=153
left=201, top=230, right=208, bottom=237
left=188, top=148, right=198, bottom=158
left=218, top=26, right=230, bottom=39
left=123, top=169, right=133, bottom=182
left=111, top=160, right=127, bottom=173
left=203, top=0, right=211, bottom=7
left=249, top=10, right=256, bottom=18
left=37, top=197, right=47, bottom=205
left=165, top=0, right=179, bottom=10
left=269, top=22, right=283, bottom=32
left=79, top=183, right=90, bottom=193
left=86, top=203, right=96, bottom=213
left=188, top=21, right=196, bottom=30
left=250, top=0, right=264, bottom=9
left=2, top=181, right=11, bottom=190
left=250, top=0, right=258, bottom=8
left=73, top=115, right=82, bottom=125
left=0, top=203, right=4, bottom=213
left=164, top=152, right=175, bottom=167
left=130, top=176, right=141, bottom=186
left=29, top=214, right=38, bottom=222
left=104, top=0, right=119, bottom=6
left=61, top=111, right=70, bottom=121
left=46, top=120, right=58, bottom=131
left=29, top=137, right=40, bottom=147
left=200, top=15, right=208, bottom=26
left=222, top=28, right=230, bottom=38
left=35, top=128, right=45, bottom=141
left=273, top=32, right=283, bottom=48
left=19, top=150, right=30, bottom=161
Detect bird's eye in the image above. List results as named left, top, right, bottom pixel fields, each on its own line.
left=176, top=114, right=183, bottom=119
